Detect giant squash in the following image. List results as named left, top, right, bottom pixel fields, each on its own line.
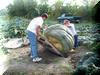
left=44, top=24, right=74, bottom=57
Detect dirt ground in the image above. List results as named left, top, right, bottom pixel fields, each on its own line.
left=2, top=44, right=90, bottom=75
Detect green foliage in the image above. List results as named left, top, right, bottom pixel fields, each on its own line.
left=48, top=0, right=63, bottom=19
left=75, top=22, right=94, bottom=37
left=90, top=23, right=100, bottom=56
left=7, top=0, right=27, bottom=17
left=7, top=0, right=39, bottom=18
left=44, top=19, right=58, bottom=26
left=6, top=0, right=98, bottom=20
left=0, top=17, right=29, bottom=38
left=38, top=4, right=49, bottom=15
left=73, top=52, right=100, bottom=75
left=23, top=0, right=39, bottom=19
left=74, top=1, right=100, bottom=74
left=7, top=0, right=50, bottom=19
left=91, top=42, right=100, bottom=56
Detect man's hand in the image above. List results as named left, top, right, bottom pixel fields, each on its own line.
left=37, top=35, right=46, bottom=48
left=37, top=36, right=41, bottom=41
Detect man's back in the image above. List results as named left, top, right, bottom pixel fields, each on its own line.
left=27, top=17, right=43, bottom=34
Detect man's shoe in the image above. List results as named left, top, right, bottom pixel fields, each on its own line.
left=32, top=57, right=42, bottom=62
left=30, top=55, right=33, bottom=58
left=70, top=49, right=75, bottom=52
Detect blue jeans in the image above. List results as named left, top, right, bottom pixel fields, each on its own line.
left=74, top=35, right=78, bottom=48
left=27, top=30, right=38, bottom=58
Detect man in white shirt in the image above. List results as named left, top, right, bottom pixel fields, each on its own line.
left=27, top=13, right=48, bottom=62
left=64, top=19, right=78, bottom=51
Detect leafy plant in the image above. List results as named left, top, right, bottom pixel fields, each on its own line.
left=73, top=52, right=100, bottom=75
left=73, top=1, right=100, bottom=74
left=0, top=17, right=29, bottom=38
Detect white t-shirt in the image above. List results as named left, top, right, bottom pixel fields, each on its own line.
left=67, top=23, right=77, bottom=36
left=27, top=17, right=43, bottom=35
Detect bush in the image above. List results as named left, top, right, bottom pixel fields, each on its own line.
left=73, top=52, right=100, bottom=75
left=0, top=17, right=30, bottom=38
left=73, top=1, right=100, bottom=75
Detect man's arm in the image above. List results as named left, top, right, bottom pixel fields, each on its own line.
left=36, top=25, right=42, bottom=37
left=36, top=26, right=41, bottom=37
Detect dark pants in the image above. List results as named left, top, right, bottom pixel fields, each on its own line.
left=74, top=35, right=78, bottom=48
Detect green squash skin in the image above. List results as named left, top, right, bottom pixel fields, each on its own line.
left=44, top=24, right=74, bottom=56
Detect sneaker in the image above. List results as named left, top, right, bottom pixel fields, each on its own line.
left=32, top=57, right=42, bottom=62
left=30, top=55, right=33, bottom=58
left=70, top=49, right=75, bottom=52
